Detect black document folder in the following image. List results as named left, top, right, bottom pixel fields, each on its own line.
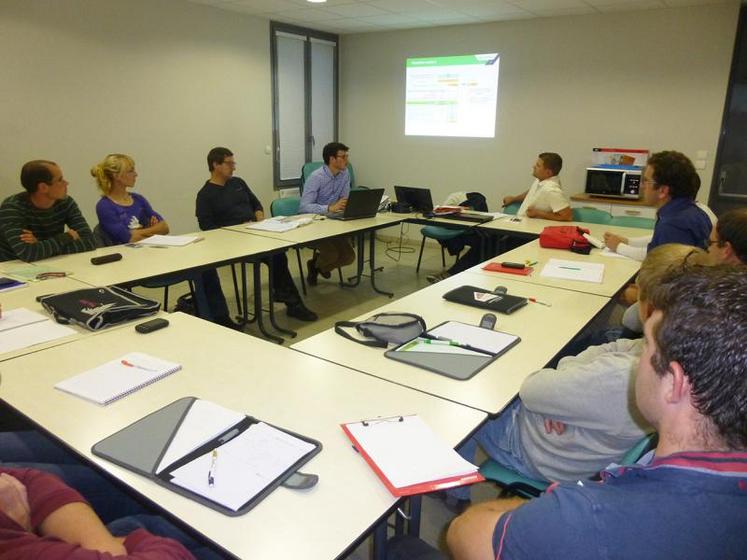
left=92, top=397, right=321, bottom=516
left=442, top=285, right=528, bottom=314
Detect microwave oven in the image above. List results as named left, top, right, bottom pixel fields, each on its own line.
left=585, top=167, right=641, bottom=199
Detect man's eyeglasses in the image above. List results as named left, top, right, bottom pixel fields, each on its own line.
left=641, top=178, right=658, bottom=187
left=335, top=153, right=349, bottom=160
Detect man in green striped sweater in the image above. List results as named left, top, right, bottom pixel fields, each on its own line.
left=0, top=160, right=95, bottom=262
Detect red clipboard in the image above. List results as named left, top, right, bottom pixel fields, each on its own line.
left=482, top=262, right=533, bottom=276
left=341, top=421, right=484, bottom=497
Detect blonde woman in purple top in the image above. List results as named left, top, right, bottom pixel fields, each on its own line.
left=92, top=154, right=169, bottom=245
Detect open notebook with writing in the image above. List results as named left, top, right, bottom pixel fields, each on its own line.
left=342, top=414, right=483, bottom=496
left=93, top=397, right=321, bottom=515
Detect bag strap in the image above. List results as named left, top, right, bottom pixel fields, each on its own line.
left=334, top=321, right=388, bottom=348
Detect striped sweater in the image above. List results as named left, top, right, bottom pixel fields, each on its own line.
left=0, top=192, right=95, bottom=262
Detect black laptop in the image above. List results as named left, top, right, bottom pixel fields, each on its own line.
left=394, top=185, right=434, bottom=213
left=328, top=188, right=385, bottom=220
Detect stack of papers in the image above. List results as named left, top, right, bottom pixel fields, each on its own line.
left=245, top=216, right=313, bottom=233
left=342, top=415, right=483, bottom=496
left=137, top=235, right=200, bottom=247
left=540, top=258, right=605, bottom=283
left=0, top=308, right=76, bottom=355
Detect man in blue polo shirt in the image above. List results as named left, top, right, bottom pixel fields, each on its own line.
left=446, top=264, right=747, bottom=560
left=299, top=142, right=356, bottom=285
left=603, top=150, right=711, bottom=260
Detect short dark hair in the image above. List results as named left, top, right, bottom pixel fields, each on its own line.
left=322, top=142, right=349, bottom=165
left=716, top=208, right=747, bottom=264
left=207, top=147, right=233, bottom=171
left=538, top=153, right=562, bottom=176
left=20, top=160, right=56, bottom=193
left=649, top=265, right=747, bottom=449
left=647, top=151, right=699, bottom=199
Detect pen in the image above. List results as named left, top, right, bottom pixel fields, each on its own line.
left=528, top=297, right=552, bottom=307
left=525, top=260, right=538, bottom=267
left=559, top=266, right=581, bottom=271
left=426, top=335, right=494, bottom=356
left=423, top=339, right=461, bottom=347
left=208, top=450, right=218, bottom=487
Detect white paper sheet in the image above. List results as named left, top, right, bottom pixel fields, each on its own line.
left=136, top=235, right=200, bottom=247
left=169, top=422, right=315, bottom=511
left=427, top=322, right=519, bottom=355
left=344, top=415, right=477, bottom=489
left=540, top=258, right=605, bottom=283
left=245, top=216, right=312, bottom=233
left=0, top=308, right=49, bottom=333
left=157, top=400, right=246, bottom=474
left=0, top=320, right=76, bottom=354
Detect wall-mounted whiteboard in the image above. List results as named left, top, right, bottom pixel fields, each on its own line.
left=405, top=54, right=500, bottom=138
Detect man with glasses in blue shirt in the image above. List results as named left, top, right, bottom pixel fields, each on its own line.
left=299, top=142, right=356, bottom=285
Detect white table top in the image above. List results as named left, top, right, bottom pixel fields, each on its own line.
left=464, top=239, right=641, bottom=298
left=225, top=212, right=406, bottom=244
left=293, top=272, right=608, bottom=414
left=34, top=229, right=294, bottom=287
left=0, top=312, right=485, bottom=560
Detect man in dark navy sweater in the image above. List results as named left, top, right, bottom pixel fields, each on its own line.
left=195, top=147, right=316, bottom=322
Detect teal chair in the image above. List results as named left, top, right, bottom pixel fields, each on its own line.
left=502, top=202, right=521, bottom=215
left=299, top=161, right=356, bottom=194
left=572, top=207, right=613, bottom=224
left=609, top=215, right=655, bottom=230
left=416, top=226, right=466, bottom=273
left=478, top=432, right=658, bottom=499
left=269, top=197, right=309, bottom=295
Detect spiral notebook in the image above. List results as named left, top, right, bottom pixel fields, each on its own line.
left=55, top=352, right=181, bottom=405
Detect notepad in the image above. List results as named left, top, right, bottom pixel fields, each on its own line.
left=136, top=235, right=200, bottom=247
left=342, top=415, right=483, bottom=496
left=540, top=258, right=605, bottom=283
left=0, top=277, right=26, bottom=292
left=169, top=422, right=316, bottom=511
left=55, top=352, right=181, bottom=405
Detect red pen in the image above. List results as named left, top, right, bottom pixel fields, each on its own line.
left=528, top=297, right=552, bottom=307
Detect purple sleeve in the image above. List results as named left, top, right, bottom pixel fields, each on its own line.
left=132, top=193, right=163, bottom=223
left=95, top=198, right=131, bottom=245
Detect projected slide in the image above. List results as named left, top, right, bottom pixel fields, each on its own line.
left=405, top=54, right=500, bottom=138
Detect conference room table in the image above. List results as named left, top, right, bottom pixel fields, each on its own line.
left=226, top=212, right=407, bottom=297
left=32, top=228, right=298, bottom=342
left=293, top=271, right=609, bottom=414
left=0, top=311, right=486, bottom=560
left=463, top=239, right=641, bottom=298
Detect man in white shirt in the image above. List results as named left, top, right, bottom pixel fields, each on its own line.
left=502, top=153, right=572, bottom=221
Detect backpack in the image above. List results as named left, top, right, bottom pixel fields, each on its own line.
left=539, top=226, right=592, bottom=255
left=39, top=286, right=160, bottom=331
left=335, top=313, right=426, bottom=348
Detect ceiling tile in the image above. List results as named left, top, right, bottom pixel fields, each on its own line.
left=532, top=6, right=598, bottom=16
left=271, top=7, right=334, bottom=21
left=509, top=0, right=589, bottom=10
left=594, top=0, right=664, bottom=12
left=325, top=3, right=392, bottom=17
left=220, top=0, right=301, bottom=14
left=365, top=0, right=440, bottom=14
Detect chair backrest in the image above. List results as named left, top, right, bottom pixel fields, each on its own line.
left=93, top=224, right=115, bottom=248
left=270, top=196, right=301, bottom=217
left=503, top=202, right=521, bottom=215
left=572, top=207, right=613, bottom=224
left=608, top=215, right=655, bottom=230
left=620, top=432, right=658, bottom=465
left=299, top=161, right=356, bottom=194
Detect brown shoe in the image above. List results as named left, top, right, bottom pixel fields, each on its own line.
left=306, top=258, right=319, bottom=286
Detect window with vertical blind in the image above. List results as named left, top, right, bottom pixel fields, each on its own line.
left=270, top=22, right=338, bottom=188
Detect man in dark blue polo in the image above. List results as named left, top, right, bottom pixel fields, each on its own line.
left=604, top=150, right=711, bottom=260
left=445, top=264, right=747, bottom=560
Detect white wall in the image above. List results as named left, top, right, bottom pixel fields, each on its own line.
left=339, top=3, right=739, bottom=208
left=0, top=0, right=274, bottom=234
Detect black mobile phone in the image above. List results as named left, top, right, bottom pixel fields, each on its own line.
left=479, top=313, right=497, bottom=330
left=135, top=318, right=169, bottom=334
